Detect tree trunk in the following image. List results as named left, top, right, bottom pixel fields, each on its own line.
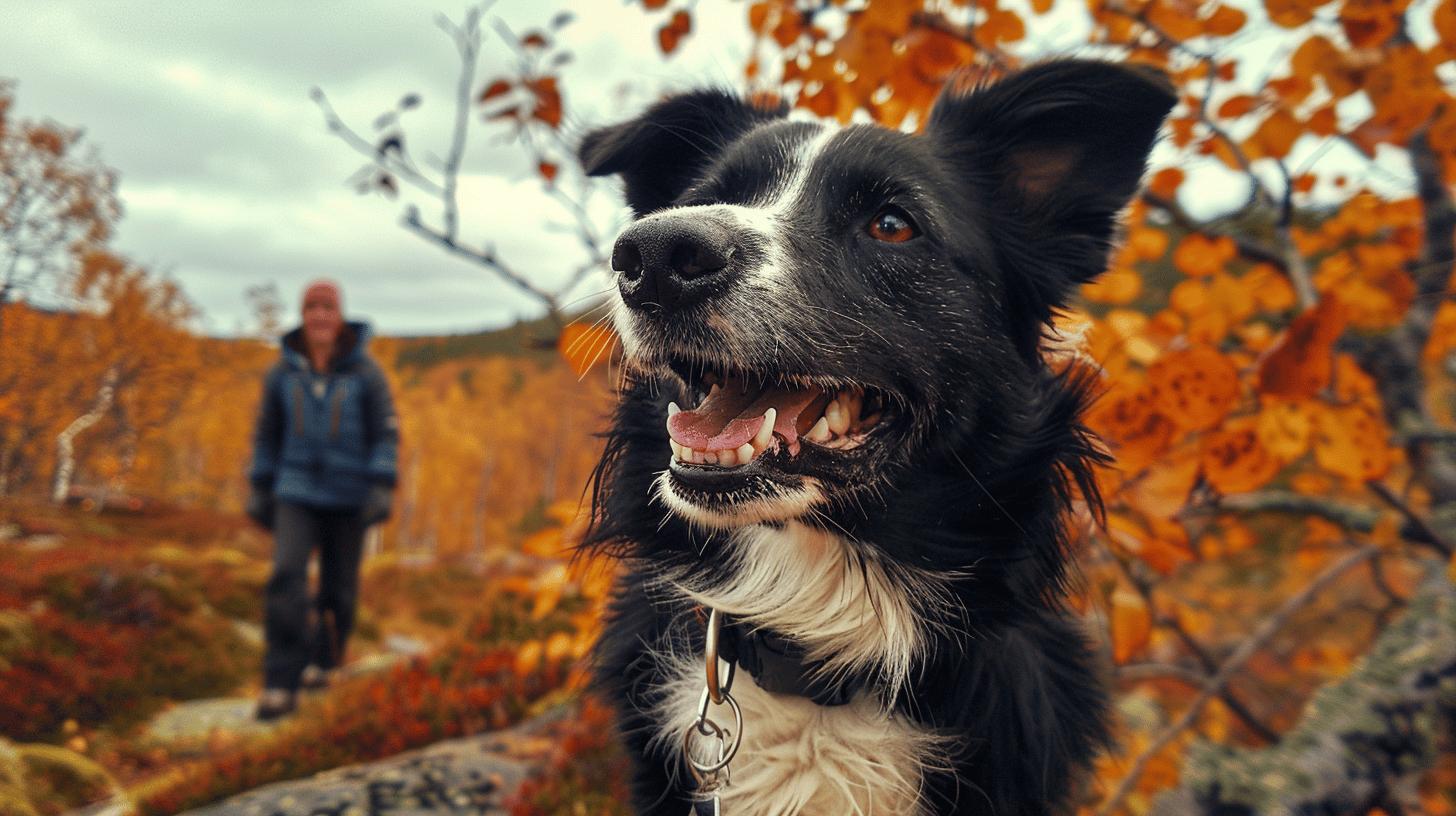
left=1153, top=569, right=1456, bottom=816
left=51, top=367, right=119, bottom=504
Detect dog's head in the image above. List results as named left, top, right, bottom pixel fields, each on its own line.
left=582, top=61, right=1174, bottom=530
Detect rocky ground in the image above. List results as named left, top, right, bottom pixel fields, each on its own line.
left=174, top=714, right=558, bottom=816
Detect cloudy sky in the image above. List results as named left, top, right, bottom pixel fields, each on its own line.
left=3, top=1, right=755, bottom=335
left=3, top=1, right=1427, bottom=336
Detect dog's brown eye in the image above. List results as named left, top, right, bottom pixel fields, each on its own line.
left=866, top=207, right=918, bottom=243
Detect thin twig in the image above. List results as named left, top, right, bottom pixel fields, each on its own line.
left=1141, top=192, right=1287, bottom=270
left=1094, top=545, right=1380, bottom=816
left=1100, top=542, right=1281, bottom=742
left=310, top=89, right=446, bottom=197
left=1183, top=490, right=1384, bottom=533
left=1367, top=480, right=1454, bottom=557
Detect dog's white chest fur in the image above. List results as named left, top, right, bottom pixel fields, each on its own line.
left=650, top=524, right=944, bottom=815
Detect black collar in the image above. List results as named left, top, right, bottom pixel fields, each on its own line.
left=718, top=619, right=859, bottom=707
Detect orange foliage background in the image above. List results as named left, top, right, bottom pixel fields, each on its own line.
left=5, top=0, right=1456, bottom=812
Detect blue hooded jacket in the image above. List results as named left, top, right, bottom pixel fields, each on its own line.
left=248, top=321, right=399, bottom=509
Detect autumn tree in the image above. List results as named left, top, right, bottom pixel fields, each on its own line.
left=0, top=80, right=120, bottom=347
left=612, top=0, right=1456, bottom=811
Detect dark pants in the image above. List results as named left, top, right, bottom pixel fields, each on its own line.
left=263, top=500, right=367, bottom=690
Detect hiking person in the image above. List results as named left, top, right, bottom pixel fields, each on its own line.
left=245, top=279, right=398, bottom=720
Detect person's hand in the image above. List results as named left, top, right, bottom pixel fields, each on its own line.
left=363, top=484, right=393, bottom=526
left=245, top=489, right=274, bottom=530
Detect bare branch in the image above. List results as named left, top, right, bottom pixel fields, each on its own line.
left=1182, top=490, right=1384, bottom=533
left=1367, top=480, right=1454, bottom=557
left=1095, top=545, right=1380, bottom=816
left=1141, top=191, right=1288, bottom=269
left=402, top=207, right=561, bottom=319
left=310, top=88, right=446, bottom=198
left=439, top=6, right=483, bottom=242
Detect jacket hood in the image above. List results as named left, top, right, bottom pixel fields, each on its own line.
left=280, top=320, right=372, bottom=371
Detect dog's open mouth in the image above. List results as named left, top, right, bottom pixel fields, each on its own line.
left=663, top=363, right=890, bottom=469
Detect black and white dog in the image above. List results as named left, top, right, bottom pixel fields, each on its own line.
left=579, top=60, right=1175, bottom=815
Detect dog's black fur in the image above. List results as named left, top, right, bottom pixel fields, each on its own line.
left=579, top=61, right=1175, bottom=815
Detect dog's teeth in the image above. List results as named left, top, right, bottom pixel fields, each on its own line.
left=843, top=390, right=862, bottom=422
left=691, top=449, right=706, bottom=464
left=736, top=443, right=754, bottom=463
left=753, top=407, right=776, bottom=449
left=718, top=448, right=737, bottom=467
left=669, top=440, right=682, bottom=460
left=704, top=451, right=719, bottom=465
left=807, top=416, right=831, bottom=443
left=668, top=401, right=681, bottom=417
left=826, top=400, right=850, bottom=435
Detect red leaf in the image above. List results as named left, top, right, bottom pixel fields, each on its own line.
left=1257, top=296, right=1347, bottom=398
left=479, top=79, right=512, bottom=103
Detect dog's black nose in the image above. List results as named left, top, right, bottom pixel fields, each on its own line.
left=611, top=218, right=734, bottom=314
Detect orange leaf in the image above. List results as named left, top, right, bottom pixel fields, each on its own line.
left=479, top=79, right=512, bottom=103
left=1110, top=588, right=1152, bottom=663
left=1106, top=511, right=1193, bottom=575
left=1312, top=403, right=1392, bottom=481
left=1127, top=225, right=1170, bottom=260
left=981, top=8, right=1026, bottom=43
left=514, top=639, right=544, bottom=677
left=1149, top=167, right=1185, bottom=199
left=1424, top=301, right=1456, bottom=364
left=1255, top=398, right=1315, bottom=463
left=1204, top=3, right=1247, bottom=34
left=1266, top=0, right=1320, bottom=27
left=1217, top=94, right=1258, bottom=119
left=521, top=528, right=564, bottom=558
left=527, top=77, right=563, bottom=128
left=1124, top=441, right=1200, bottom=519
left=557, top=322, right=620, bottom=377
left=1173, top=234, right=1236, bottom=278
left=1257, top=296, right=1346, bottom=398
left=1147, top=346, right=1241, bottom=431
left=1201, top=416, right=1283, bottom=494
left=1246, top=108, right=1302, bottom=160
left=1083, top=267, right=1142, bottom=305
left=1437, top=0, right=1456, bottom=44
left=1307, top=106, right=1338, bottom=137
left=1086, top=383, right=1175, bottom=473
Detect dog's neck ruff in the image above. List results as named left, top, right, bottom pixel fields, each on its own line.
left=660, top=523, right=933, bottom=706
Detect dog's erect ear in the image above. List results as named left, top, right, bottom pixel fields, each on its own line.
left=928, top=60, right=1176, bottom=276
left=579, top=90, right=787, bottom=216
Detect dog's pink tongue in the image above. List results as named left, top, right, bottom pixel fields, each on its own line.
left=669, top=381, right=821, bottom=452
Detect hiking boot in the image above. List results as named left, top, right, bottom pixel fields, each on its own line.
left=300, top=665, right=333, bottom=691
left=255, top=688, right=296, bottom=721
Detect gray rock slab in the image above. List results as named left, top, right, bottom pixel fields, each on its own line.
left=176, top=715, right=560, bottom=816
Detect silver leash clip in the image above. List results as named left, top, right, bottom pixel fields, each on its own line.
left=684, top=608, right=742, bottom=815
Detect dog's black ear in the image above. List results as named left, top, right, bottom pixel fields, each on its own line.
left=579, top=90, right=787, bottom=216
left=928, top=60, right=1176, bottom=281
